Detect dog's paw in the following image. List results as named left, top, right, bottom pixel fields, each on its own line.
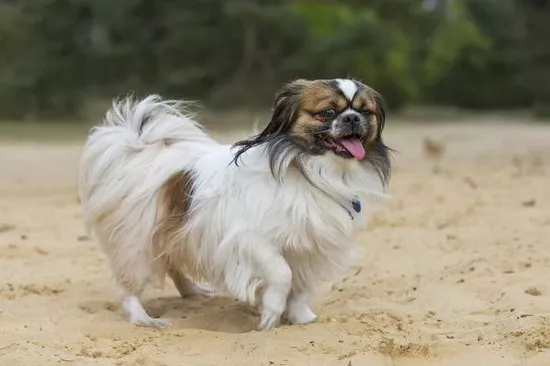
left=130, top=316, right=171, bottom=328
left=258, top=311, right=281, bottom=330
left=287, top=302, right=317, bottom=325
left=287, top=307, right=317, bottom=325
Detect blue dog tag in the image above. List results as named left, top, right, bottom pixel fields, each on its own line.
left=352, top=200, right=361, bottom=213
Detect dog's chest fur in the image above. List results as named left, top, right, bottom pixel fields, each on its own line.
left=175, top=146, right=375, bottom=293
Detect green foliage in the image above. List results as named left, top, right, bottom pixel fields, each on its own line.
left=0, top=0, right=547, bottom=119
left=289, top=3, right=418, bottom=109
left=424, top=1, right=490, bottom=85
left=429, top=0, right=532, bottom=109
left=514, top=0, right=550, bottom=118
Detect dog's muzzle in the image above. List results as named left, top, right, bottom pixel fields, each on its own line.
left=331, top=110, right=368, bottom=139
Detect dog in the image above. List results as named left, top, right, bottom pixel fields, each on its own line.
left=77, top=78, right=391, bottom=330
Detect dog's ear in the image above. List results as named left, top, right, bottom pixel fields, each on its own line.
left=266, top=79, right=309, bottom=136
left=231, top=80, right=305, bottom=165
left=231, top=79, right=311, bottom=166
left=363, top=91, right=391, bottom=187
left=373, top=92, right=386, bottom=136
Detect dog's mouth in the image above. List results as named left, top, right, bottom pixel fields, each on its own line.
left=322, top=134, right=366, bottom=160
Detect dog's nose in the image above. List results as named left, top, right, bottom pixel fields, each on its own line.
left=342, top=114, right=361, bottom=124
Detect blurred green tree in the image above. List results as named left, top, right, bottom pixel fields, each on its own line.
left=515, top=0, right=550, bottom=117
left=0, top=0, right=547, bottom=120
left=429, top=0, right=531, bottom=109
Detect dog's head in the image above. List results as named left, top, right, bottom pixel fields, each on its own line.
left=233, top=78, right=390, bottom=184
left=268, top=79, right=385, bottom=160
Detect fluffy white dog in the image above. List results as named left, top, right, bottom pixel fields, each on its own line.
left=77, top=78, right=391, bottom=330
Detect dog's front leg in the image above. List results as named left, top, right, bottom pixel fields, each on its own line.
left=253, top=250, right=292, bottom=330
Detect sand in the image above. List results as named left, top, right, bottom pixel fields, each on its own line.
left=1, top=121, right=550, bottom=366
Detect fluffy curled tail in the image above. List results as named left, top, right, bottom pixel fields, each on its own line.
left=77, top=95, right=214, bottom=236
left=102, top=94, right=208, bottom=145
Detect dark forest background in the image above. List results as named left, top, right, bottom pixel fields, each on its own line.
left=0, top=0, right=549, bottom=121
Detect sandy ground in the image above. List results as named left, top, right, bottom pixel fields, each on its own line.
left=1, top=120, right=550, bottom=366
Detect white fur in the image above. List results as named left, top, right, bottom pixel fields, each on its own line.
left=77, top=95, right=387, bottom=329
left=337, top=79, right=358, bottom=100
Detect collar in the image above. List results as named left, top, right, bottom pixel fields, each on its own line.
left=342, top=199, right=362, bottom=220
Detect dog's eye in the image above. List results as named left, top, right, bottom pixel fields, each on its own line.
left=362, top=109, right=374, bottom=116
left=317, top=109, right=336, bottom=119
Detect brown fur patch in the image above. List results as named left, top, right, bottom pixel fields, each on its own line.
left=154, top=171, right=199, bottom=280
left=159, top=171, right=194, bottom=218
left=350, top=88, right=383, bottom=146
left=291, top=81, right=347, bottom=141
left=367, top=115, right=379, bottom=143
left=351, top=89, right=378, bottom=113
left=286, top=79, right=349, bottom=114
left=291, top=111, right=322, bottom=142
left=301, top=84, right=348, bottom=113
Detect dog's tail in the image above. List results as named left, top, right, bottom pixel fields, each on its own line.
left=77, top=95, right=214, bottom=243
left=100, top=94, right=211, bottom=146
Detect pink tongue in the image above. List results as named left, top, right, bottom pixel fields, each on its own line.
left=339, top=139, right=366, bottom=159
